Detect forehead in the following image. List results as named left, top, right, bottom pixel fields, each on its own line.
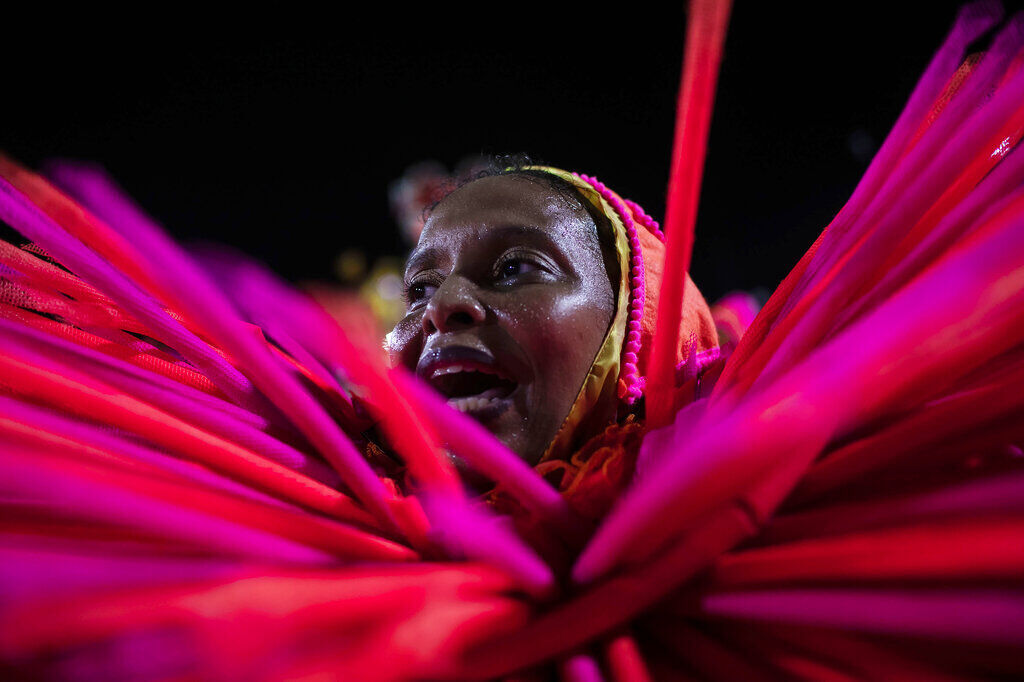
left=415, top=175, right=595, bottom=253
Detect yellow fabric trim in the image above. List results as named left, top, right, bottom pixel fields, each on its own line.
left=522, top=167, right=633, bottom=463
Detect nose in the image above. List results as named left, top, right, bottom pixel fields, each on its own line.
left=422, top=275, right=486, bottom=334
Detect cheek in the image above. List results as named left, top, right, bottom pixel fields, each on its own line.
left=506, top=288, right=613, bottom=381
left=385, top=314, right=423, bottom=369
left=552, top=290, right=614, bottom=342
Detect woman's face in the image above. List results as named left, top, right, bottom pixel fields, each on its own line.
left=388, top=174, right=616, bottom=464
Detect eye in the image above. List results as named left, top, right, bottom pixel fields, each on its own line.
left=496, top=258, right=540, bottom=282
left=403, top=280, right=437, bottom=307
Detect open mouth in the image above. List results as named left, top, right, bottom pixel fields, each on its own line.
left=428, top=364, right=518, bottom=415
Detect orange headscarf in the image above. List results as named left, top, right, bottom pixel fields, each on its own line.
left=530, top=167, right=719, bottom=462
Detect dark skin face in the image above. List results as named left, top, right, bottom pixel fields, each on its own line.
left=387, top=174, right=616, bottom=465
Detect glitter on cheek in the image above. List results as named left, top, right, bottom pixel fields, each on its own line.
left=382, top=328, right=398, bottom=354
left=383, top=314, right=422, bottom=367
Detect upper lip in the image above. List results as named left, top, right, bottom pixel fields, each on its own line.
left=416, top=345, right=516, bottom=383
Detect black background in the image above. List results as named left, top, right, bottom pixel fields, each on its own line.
left=4, top=2, right=1015, bottom=301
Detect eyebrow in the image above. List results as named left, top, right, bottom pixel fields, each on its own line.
left=404, top=247, right=441, bottom=279
left=489, top=223, right=561, bottom=242
left=476, top=223, right=580, bottom=274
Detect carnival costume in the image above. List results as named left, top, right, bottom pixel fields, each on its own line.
left=2, top=1, right=1024, bottom=679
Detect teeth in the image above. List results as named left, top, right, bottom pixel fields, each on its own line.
left=430, top=363, right=502, bottom=379
left=447, top=387, right=509, bottom=413
left=448, top=395, right=498, bottom=412
left=432, top=364, right=465, bottom=378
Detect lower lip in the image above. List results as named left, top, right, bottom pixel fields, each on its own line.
left=447, top=386, right=516, bottom=420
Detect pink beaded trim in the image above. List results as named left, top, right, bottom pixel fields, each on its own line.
left=576, top=173, right=647, bottom=404
left=623, top=198, right=666, bottom=242
left=675, top=346, right=721, bottom=383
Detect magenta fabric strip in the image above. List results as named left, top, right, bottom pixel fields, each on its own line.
left=0, top=448, right=336, bottom=565
left=0, top=393, right=307, bottom=511
left=36, top=164, right=400, bottom=531
left=700, top=589, right=1024, bottom=644
left=0, top=177, right=268, bottom=414
left=0, top=546, right=241, bottom=609
left=780, top=1, right=1003, bottom=317
left=421, top=493, right=555, bottom=598
left=0, top=318, right=338, bottom=484
left=754, top=36, right=1024, bottom=392
left=393, top=370, right=587, bottom=544
left=575, top=206, right=1024, bottom=584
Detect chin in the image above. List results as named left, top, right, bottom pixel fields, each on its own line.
left=494, top=429, right=538, bottom=465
